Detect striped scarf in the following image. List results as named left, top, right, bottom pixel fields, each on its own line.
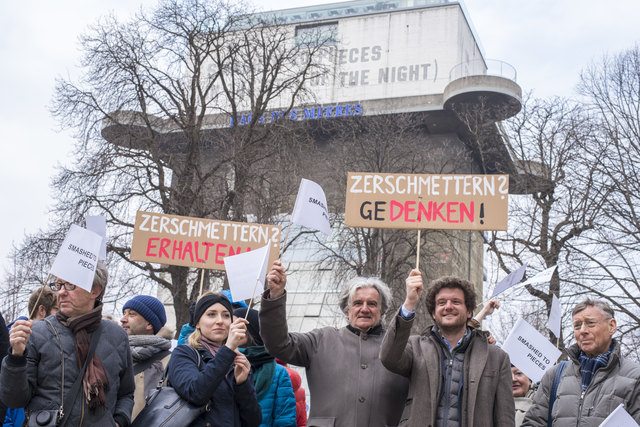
left=578, top=343, right=613, bottom=391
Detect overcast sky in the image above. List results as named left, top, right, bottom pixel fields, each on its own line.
left=1, top=0, right=638, bottom=279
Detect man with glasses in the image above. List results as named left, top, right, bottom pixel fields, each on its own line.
left=522, top=298, right=640, bottom=426
left=0, top=261, right=135, bottom=427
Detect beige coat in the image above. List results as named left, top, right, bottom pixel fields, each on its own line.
left=380, top=312, right=515, bottom=427
left=259, top=290, right=409, bottom=427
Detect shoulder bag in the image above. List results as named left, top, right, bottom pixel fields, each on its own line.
left=131, top=346, right=210, bottom=427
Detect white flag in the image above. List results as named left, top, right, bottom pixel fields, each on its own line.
left=224, top=243, right=271, bottom=301
left=291, top=178, right=331, bottom=236
left=600, top=403, right=639, bottom=427
left=547, top=294, right=562, bottom=337
left=521, top=265, right=557, bottom=286
left=490, top=264, right=527, bottom=298
left=50, top=224, right=103, bottom=292
left=502, top=318, right=562, bottom=383
left=86, top=215, right=107, bottom=260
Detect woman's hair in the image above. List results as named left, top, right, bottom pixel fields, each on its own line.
left=188, top=291, right=230, bottom=349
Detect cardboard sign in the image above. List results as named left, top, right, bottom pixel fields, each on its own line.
left=502, top=318, right=562, bottom=383
left=224, top=243, right=271, bottom=301
left=50, top=224, right=103, bottom=292
left=344, top=172, right=509, bottom=230
left=130, top=211, right=281, bottom=270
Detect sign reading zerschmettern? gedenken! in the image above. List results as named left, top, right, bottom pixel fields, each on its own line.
left=345, top=172, right=509, bottom=230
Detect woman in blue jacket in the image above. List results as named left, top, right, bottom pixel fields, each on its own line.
left=234, top=308, right=296, bottom=427
left=168, top=293, right=262, bottom=427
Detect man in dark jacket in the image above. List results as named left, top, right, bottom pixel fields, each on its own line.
left=522, top=298, right=640, bottom=426
left=380, top=270, right=514, bottom=426
left=0, top=311, right=9, bottom=422
left=120, top=294, right=172, bottom=420
left=260, top=260, right=409, bottom=427
left=0, top=261, right=135, bottom=426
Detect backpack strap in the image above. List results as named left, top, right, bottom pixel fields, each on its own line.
left=548, top=360, right=568, bottom=427
left=134, top=350, right=172, bottom=376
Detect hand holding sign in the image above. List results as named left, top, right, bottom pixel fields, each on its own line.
left=404, top=269, right=423, bottom=312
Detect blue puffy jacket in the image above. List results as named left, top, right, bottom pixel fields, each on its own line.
left=256, top=363, right=296, bottom=427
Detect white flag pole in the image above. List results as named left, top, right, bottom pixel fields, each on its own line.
left=279, top=220, right=292, bottom=259
left=244, top=278, right=261, bottom=319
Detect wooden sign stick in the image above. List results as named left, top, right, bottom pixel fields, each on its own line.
left=29, top=273, right=52, bottom=320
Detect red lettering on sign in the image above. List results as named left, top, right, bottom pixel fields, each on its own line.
left=146, top=238, right=159, bottom=257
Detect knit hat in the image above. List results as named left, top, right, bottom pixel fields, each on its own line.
left=123, top=295, right=167, bottom=334
left=233, top=307, right=262, bottom=345
left=194, top=293, right=234, bottom=327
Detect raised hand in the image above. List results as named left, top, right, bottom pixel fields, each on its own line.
left=225, top=317, right=249, bottom=351
left=404, top=269, right=423, bottom=312
left=266, top=260, right=287, bottom=299
left=9, top=319, right=33, bottom=356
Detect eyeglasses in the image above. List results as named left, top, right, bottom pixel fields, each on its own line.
left=572, top=318, right=609, bottom=331
left=49, top=281, right=77, bottom=292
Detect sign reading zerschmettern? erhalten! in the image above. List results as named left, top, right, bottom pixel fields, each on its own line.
left=130, top=211, right=281, bottom=271
left=345, top=172, right=509, bottom=230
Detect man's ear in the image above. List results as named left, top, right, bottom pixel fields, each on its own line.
left=38, top=305, right=46, bottom=318
left=145, top=323, right=154, bottom=332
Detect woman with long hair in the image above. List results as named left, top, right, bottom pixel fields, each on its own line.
left=168, top=293, right=261, bottom=426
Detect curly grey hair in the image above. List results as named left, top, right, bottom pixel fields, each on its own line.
left=338, top=276, right=392, bottom=318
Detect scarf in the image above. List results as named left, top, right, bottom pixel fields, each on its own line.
left=578, top=343, right=613, bottom=391
left=200, top=335, right=222, bottom=357
left=128, top=334, right=172, bottom=363
left=56, top=304, right=109, bottom=411
left=241, top=346, right=275, bottom=401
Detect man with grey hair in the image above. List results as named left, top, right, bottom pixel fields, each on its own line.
left=0, top=260, right=135, bottom=426
left=259, top=260, right=409, bottom=427
left=522, top=298, right=640, bottom=426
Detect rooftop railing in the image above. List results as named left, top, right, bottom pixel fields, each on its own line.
left=449, top=59, right=517, bottom=82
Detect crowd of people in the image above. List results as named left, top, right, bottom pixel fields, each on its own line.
left=0, top=259, right=639, bottom=426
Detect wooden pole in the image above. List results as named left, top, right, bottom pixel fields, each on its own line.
left=198, top=267, right=206, bottom=298
left=28, top=273, right=52, bottom=320
left=416, top=229, right=421, bottom=270
left=244, top=278, right=261, bottom=319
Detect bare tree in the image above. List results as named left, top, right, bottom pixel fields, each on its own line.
left=3, top=0, right=331, bottom=330
left=484, top=95, right=607, bottom=353
left=572, top=45, right=640, bottom=354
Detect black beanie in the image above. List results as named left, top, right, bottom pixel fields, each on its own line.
left=233, top=307, right=262, bottom=346
left=193, top=293, right=233, bottom=327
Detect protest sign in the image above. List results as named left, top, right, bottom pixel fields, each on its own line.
left=502, top=318, right=562, bottom=383
left=291, top=178, right=331, bottom=235
left=490, top=263, right=527, bottom=298
left=521, top=265, right=557, bottom=286
left=547, top=294, right=562, bottom=337
left=224, top=243, right=271, bottom=301
left=86, top=215, right=107, bottom=260
left=50, top=224, right=103, bottom=292
left=130, top=211, right=281, bottom=271
left=344, top=172, right=509, bottom=230
left=600, top=403, right=639, bottom=427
